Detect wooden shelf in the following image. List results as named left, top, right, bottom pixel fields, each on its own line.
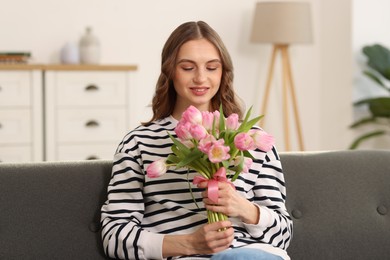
left=0, top=64, right=45, bottom=70
left=0, top=64, right=138, bottom=71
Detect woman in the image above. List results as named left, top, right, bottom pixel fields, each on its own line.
left=101, top=21, right=292, bottom=260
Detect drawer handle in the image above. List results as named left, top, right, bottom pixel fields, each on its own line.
left=85, top=120, right=100, bottom=128
left=85, top=84, right=99, bottom=92
left=86, top=155, right=100, bottom=160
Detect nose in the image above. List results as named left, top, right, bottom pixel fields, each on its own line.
left=193, top=68, right=206, bottom=83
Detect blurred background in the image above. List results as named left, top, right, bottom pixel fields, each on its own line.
left=0, top=0, right=389, bottom=161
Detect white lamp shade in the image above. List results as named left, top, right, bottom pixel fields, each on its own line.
left=250, top=1, right=313, bottom=44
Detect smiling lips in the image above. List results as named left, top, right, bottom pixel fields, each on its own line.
left=190, top=87, right=209, bottom=96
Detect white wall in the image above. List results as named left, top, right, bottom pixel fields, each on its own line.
left=0, top=0, right=356, bottom=151
left=352, top=0, right=390, bottom=149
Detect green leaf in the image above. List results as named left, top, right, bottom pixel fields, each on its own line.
left=171, top=145, right=186, bottom=159
left=211, top=116, right=217, bottom=138
left=241, top=106, right=253, bottom=126
left=237, top=116, right=263, bottom=132
left=350, top=117, right=377, bottom=128
left=349, top=130, right=387, bottom=149
left=243, top=150, right=255, bottom=160
left=354, top=97, right=390, bottom=118
left=363, top=44, right=390, bottom=81
left=176, top=149, right=203, bottom=168
left=363, top=70, right=389, bottom=92
left=221, top=160, right=230, bottom=170
left=219, top=104, right=226, bottom=132
left=166, top=154, right=181, bottom=164
left=168, top=132, right=191, bottom=153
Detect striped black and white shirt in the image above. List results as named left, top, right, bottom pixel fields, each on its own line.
left=101, top=116, right=292, bottom=260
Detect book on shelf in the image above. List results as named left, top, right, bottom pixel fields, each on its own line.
left=0, top=52, right=32, bottom=63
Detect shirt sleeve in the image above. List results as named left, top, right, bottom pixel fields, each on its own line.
left=101, top=147, right=164, bottom=259
left=242, top=146, right=293, bottom=250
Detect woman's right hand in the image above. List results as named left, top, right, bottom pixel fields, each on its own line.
left=190, top=220, right=234, bottom=254
left=163, top=220, right=234, bottom=257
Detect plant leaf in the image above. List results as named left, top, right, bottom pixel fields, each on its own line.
left=171, top=144, right=186, bottom=158
left=176, top=149, right=203, bottom=168
left=349, top=130, right=387, bottom=149
left=237, top=116, right=263, bottom=132
left=240, top=106, right=253, bottom=126
left=350, top=117, right=377, bottom=128
left=168, top=132, right=191, bottom=154
left=363, top=70, right=389, bottom=92
left=354, top=97, right=390, bottom=118
left=243, top=150, right=255, bottom=160
left=219, top=104, right=226, bottom=132
left=363, top=44, right=390, bottom=80
left=166, top=154, right=181, bottom=164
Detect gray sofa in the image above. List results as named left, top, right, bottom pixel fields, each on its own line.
left=0, top=150, right=389, bottom=259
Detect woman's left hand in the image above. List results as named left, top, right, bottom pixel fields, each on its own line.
left=197, top=181, right=260, bottom=224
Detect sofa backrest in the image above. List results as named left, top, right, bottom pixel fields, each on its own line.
left=282, top=150, right=390, bottom=259
left=0, top=150, right=389, bottom=259
left=0, top=160, right=112, bottom=259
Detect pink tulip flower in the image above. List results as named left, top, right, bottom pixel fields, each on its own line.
left=190, top=124, right=207, bottom=140
left=181, top=139, right=195, bottom=148
left=249, top=129, right=275, bottom=152
left=198, top=134, right=217, bottom=154
left=234, top=156, right=253, bottom=173
left=201, top=111, right=214, bottom=131
left=208, top=139, right=230, bottom=163
left=146, top=159, right=167, bottom=178
left=213, top=110, right=220, bottom=130
left=226, top=113, right=239, bottom=130
left=234, top=132, right=255, bottom=151
left=182, top=105, right=202, bottom=125
left=243, top=157, right=253, bottom=173
left=175, top=121, right=193, bottom=140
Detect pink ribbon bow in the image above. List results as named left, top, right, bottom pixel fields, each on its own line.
left=193, top=167, right=235, bottom=203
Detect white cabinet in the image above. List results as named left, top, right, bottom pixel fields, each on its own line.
left=0, top=69, right=43, bottom=162
left=45, top=68, right=134, bottom=161
left=0, top=64, right=136, bottom=162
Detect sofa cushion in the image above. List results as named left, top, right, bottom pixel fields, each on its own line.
left=0, top=160, right=112, bottom=259
left=281, top=150, right=390, bottom=259
left=0, top=150, right=389, bottom=260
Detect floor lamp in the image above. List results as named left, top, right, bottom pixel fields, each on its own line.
left=250, top=2, right=312, bottom=151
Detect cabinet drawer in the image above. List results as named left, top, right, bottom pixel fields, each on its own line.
left=0, top=145, right=31, bottom=162
left=56, top=143, right=117, bottom=161
left=55, top=71, right=127, bottom=107
left=0, top=109, right=31, bottom=143
left=0, top=71, right=31, bottom=107
left=57, top=108, right=126, bottom=142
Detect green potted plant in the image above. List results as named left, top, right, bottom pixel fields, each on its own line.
left=350, top=44, right=390, bottom=149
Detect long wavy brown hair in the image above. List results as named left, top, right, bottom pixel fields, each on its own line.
left=143, top=21, right=243, bottom=125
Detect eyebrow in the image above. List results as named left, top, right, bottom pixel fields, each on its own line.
left=177, top=59, right=221, bottom=64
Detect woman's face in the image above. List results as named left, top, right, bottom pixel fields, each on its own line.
left=172, top=38, right=222, bottom=117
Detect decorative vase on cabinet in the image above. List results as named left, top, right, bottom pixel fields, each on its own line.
left=79, top=27, right=100, bottom=64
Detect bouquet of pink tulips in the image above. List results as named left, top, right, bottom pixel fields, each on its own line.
left=146, top=105, right=274, bottom=224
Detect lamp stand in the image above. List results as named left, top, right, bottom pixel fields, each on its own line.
left=260, top=44, right=305, bottom=151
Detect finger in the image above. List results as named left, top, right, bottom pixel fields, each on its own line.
left=207, top=220, right=232, bottom=231
left=217, top=181, right=232, bottom=189
left=208, top=235, right=233, bottom=251
left=208, top=227, right=234, bottom=248
left=196, top=181, right=208, bottom=189
left=203, top=198, right=220, bottom=207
